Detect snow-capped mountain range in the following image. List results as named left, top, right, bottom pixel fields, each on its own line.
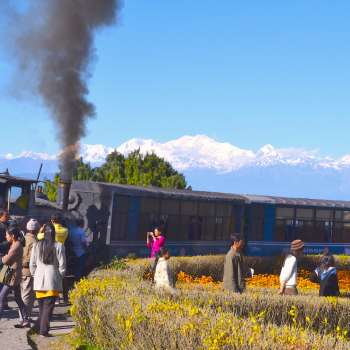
left=2, top=135, right=350, bottom=199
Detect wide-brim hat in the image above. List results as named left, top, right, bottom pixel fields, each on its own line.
left=291, top=239, right=304, bottom=251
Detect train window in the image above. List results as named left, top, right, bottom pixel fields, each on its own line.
left=316, top=209, right=332, bottom=220
left=296, top=208, right=314, bottom=219
left=248, top=205, right=264, bottom=241
left=111, top=213, right=128, bottom=241
left=110, top=196, right=130, bottom=241
left=187, top=216, right=202, bottom=240
left=9, top=186, right=30, bottom=213
left=294, top=220, right=315, bottom=242
left=162, top=214, right=182, bottom=241
left=182, top=201, right=197, bottom=216
left=115, top=196, right=129, bottom=212
left=314, top=221, right=331, bottom=242
left=140, top=197, right=160, bottom=213
left=216, top=203, right=232, bottom=217
left=161, top=199, right=180, bottom=215
left=333, top=222, right=350, bottom=243
left=276, top=207, right=294, bottom=219
left=216, top=216, right=223, bottom=224
left=137, top=213, right=159, bottom=240
left=202, top=216, right=216, bottom=240
left=198, top=201, right=215, bottom=216
left=215, top=217, right=223, bottom=240
left=335, top=211, right=350, bottom=222
left=335, top=211, right=343, bottom=221
left=275, top=219, right=294, bottom=241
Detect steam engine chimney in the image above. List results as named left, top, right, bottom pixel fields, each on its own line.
left=58, top=179, right=72, bottom=211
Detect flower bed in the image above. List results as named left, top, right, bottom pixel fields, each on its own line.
left=125, top=254, right=350, bottom=284
left=177, top=269, right=350, bottom=292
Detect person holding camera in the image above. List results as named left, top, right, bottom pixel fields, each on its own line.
left=146, top=226, right=165, bottom=258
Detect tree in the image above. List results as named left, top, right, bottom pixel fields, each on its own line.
left=44, top=151, right=188, bottom=201
left=73, top=158, right=94, bottom=181
left=44, top=174, right=60, bottom=202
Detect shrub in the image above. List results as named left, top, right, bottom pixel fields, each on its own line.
left=62, top=256, right=350, bottom=350
left=68, top=272, right=350, bottom=350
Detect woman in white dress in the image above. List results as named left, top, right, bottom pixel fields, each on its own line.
left=153, top=247, right=177, bottom=295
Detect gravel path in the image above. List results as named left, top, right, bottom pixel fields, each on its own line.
left=0, top=296, right=74, bottom=350
left=0, top=299, right=31, bottom=350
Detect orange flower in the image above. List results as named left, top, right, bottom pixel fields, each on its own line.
left=177, top=269, right=350, bottom=292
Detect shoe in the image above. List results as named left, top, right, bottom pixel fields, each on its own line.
left=14, top=321, right=31, bottom=329
left=39, top=333, right=53, bottom=338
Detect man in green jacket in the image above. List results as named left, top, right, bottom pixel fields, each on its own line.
left=223, top=235, right=246, bottom=293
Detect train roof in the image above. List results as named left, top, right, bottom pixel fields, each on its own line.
left=71, top=181, right=246, bottom=203
left=71, top=181, right=350, bottom=209
left=0, top=173, right=37, bottom=186
left=241, top=194, right=350, bottom=209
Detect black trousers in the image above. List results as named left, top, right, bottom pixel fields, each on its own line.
left=36, top=296, right=56, bottom=335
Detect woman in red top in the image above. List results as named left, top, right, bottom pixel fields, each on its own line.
left=146, top=226, right=166, bottom=258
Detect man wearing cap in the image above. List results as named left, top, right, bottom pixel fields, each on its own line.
left=279, top=239, right=304, bottom=296
left=223, top=234, right=247, bottom=293
left=19, top=218, right=39, bottom=325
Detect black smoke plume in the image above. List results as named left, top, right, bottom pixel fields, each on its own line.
left=4, top=0, right=119, bottom=182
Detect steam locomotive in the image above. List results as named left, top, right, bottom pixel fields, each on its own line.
left=3, top=171, right=350, bottom=258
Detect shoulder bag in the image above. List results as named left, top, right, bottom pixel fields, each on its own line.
left=0, top=264, right=14, bottom=285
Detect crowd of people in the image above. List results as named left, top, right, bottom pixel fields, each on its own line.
left=0, top=213, right=342, bottom=336
left=146, top=226, right=341, bottom=298
left=0, top=210, right=89, bottom=337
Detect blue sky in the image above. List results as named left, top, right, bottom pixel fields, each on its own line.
left=1, top=0, right=350, bottom=156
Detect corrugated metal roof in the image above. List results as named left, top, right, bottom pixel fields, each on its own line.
left=72, top=181, right=246, bottom=202
left=242, top=194, right=350, bottom=209
left=72, top=181, right=350, bottom=209
left=0, top=174, right=37, bottom=185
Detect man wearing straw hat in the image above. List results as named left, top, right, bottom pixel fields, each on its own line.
left=279, top=239, right=305, bottom=296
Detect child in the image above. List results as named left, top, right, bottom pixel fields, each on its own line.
left=310, top=255, right=339, bottom=297
left=153, top=247, right=177, bottom=295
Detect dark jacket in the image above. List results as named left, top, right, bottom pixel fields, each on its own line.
left=310, top=267, right=340, bottom=297
left=0, top=222, right=9, bottom=255
left=223, top=248, right=246, bottom=293
left=0, top=221, right=7, bottom=241
left=1, top=240, right=23, bottom=286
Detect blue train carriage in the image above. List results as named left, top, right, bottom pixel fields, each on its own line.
left=70, top=181, right=246, bottom=257
left=69, top=181, right=350, bottom=257
left=244, top=195, right=350, bottom=256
